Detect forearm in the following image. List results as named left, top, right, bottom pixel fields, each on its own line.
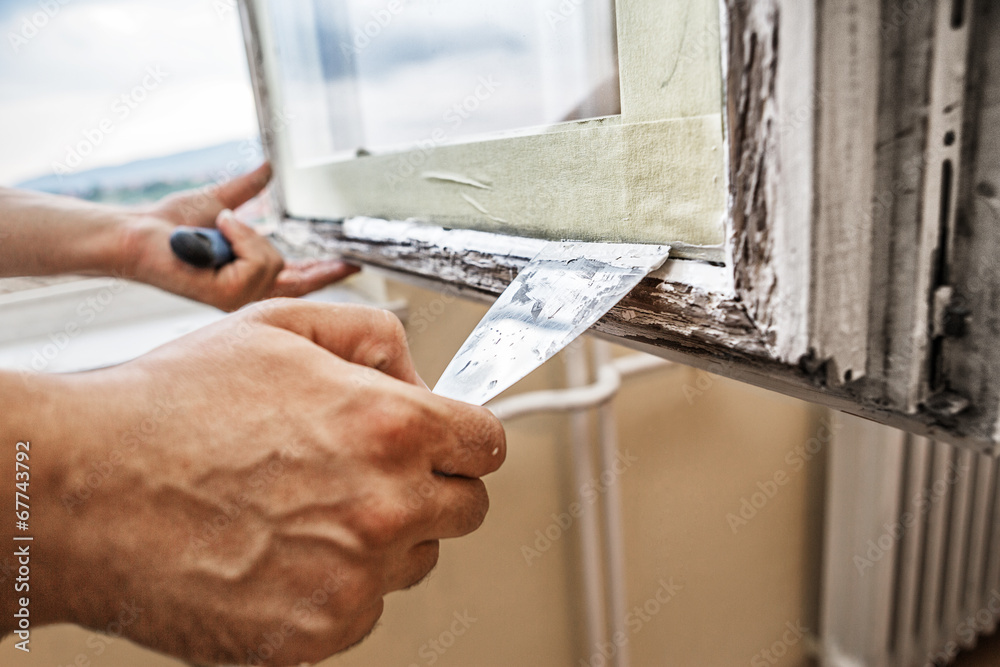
left=0, top=187, right=134, bottom=278
left=0, top=370, right=74, bottom=635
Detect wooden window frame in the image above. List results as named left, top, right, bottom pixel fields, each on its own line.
left=238, top=0, right=998, bottom=451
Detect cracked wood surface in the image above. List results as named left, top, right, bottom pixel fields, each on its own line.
left=306, top=221, right=772, bottom=360
left=725, top=0, right=779, bottom=349
left=300, top=216, right=996, bottom=452
left=724, top=0, right=815, bottom=367
left=940, top=1, right=1000, bottom=445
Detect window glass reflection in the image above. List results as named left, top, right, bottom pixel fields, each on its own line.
left=266, top=0, right=620, bottom=166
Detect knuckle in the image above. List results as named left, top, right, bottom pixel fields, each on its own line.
left=375, top=308, right=407, bottom=341
left=419, top=540, right=441, bottom=569
left=377, top=307, right=408, bottom=339
left=355, top=500, right=416, bottom=549
left=342, top=305, right=411, bottom=372
left=333, top=570, right=381, bottom=608
left=388, top=313, right=408, bottom=344
left=284, top=600, right=380, bottom=667
left=368, top=410, right=410, bottom=457
left=405, top=541, right=440, bottom=588
left=341, top=598, right=385, bottom=648
left=370, top=400, right=438, bottom=460
left=398, top=476, right=439, bottom=515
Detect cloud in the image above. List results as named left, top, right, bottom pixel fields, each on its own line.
left=0, top=0, right=255, bottom=184
left=2, top=0, right=247, bottom=94
left=268, top=0, right=529, bottom=83
left=359, top=29, right=526, bottom=79
left=270, top=0, right=619, bottom=158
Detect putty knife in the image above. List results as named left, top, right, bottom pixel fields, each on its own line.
left=433, top=241, right=671, bottom=406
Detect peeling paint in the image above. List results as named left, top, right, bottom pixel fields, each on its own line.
left=342, top=216, right=544, bottom=257
left=460, top=193, right=509, bottom=224
left=421, top=171, right=492, bottom=190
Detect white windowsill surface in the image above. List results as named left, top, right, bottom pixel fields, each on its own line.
left=0, top=274, right=406, bottom=374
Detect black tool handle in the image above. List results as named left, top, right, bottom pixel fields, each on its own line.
left=169, top=227, right=235, bottom=269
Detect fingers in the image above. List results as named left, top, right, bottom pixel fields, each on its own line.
left=268, top=259, right=361, bottom=299
left=251, top=300, right=421, bottom=385
left=423, top=477, right=491, bottom=539
left=429, top=401, right=507, bottom=479
left=212, top=162, right=272, bottom=211
left=213, top=210, right=285, bottom=310
left=186, top=210, right=355, bottom=311
left=216, top=208, right=278, bottom=266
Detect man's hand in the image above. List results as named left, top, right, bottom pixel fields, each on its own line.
left=121, top=163, right=359, bottom=311
left=0, top=164, right=358, bottom=310
left=14, top=300, right=505, bottom=666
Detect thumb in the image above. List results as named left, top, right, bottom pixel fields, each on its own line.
left=215, top=209, right=268, bottom=261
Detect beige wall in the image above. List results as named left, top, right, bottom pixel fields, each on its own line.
left=3, top=281, right=825, bottom=666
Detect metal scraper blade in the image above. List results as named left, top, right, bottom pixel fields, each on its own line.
left=433, top=241, right=671, bottom=406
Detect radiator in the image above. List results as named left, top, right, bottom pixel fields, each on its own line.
left=821, top=413, right=1000, bottom=666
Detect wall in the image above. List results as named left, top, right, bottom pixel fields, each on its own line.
left=1, top=280, right=826, bottom=666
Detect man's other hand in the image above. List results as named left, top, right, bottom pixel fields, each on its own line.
left=121, top=164, right=359, bottom=311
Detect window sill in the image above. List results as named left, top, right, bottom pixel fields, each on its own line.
left=0, top=273, right=405, bottom=373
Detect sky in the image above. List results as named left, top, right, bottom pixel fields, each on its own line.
left=0, top=0, right=620, bottom=184
left=0, top=0, right=258, bottom=185
left=267, top=0, right=619, bottom=166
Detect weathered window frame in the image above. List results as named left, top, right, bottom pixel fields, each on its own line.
left=245, top=0, right=729, bottom=253
left=238, top=0, right=998, bottom=452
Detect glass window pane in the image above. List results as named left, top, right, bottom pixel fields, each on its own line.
left=266, top=0, right=619, bottom=166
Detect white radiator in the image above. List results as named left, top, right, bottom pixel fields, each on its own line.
left=821, top=413, right=1000, bottom=666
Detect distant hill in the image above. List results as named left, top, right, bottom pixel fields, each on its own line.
left=16, top=141, right=258, bottom=198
